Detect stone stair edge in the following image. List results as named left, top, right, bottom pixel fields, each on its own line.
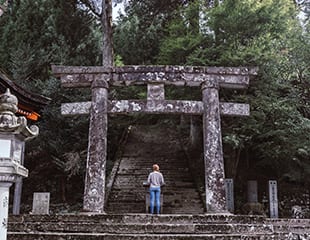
left=7, top=232, right=276, bottom=237
left=9, top=214, right=268, bottom=225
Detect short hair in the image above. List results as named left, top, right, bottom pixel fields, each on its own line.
left=153, top=164, right=159, bottom=171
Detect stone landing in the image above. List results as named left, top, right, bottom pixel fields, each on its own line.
left=8, top=214, right=310, bottom=239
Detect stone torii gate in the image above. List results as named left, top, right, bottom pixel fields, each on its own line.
left=52, top=65, right=257, bottom=214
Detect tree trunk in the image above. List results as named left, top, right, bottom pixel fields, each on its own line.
left=101, top=0, right=113, bottom=66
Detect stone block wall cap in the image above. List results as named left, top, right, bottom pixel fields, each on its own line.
left=201, top=80, right=219, bottom=90
left=91, top=78, right=110, bottom=89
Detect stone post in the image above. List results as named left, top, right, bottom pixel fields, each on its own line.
left=12, top=176, right=23, bottom=214
left=13, top=143, right=25, bottom=215
left=247, top=180, right=258, bottom=203
left=201, top=80, right=227, bottom=213
left=83, top=76, right=109, bottom=213
left=225, top=178, right=234, bottom=213
left=268, top=180, right=278, bottom=218
left=0, top=181, right=12, bottom=240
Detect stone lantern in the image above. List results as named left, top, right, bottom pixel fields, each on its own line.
left=0, top=89, right=38, bottom=240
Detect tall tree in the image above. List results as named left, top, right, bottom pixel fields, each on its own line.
left=0, top=0, right=102, bottom=204
left=113, top=0, right=189, bottom=64
left=101, top=0, right=113, bottom=66
left=157, top=0, right=310, bottom=184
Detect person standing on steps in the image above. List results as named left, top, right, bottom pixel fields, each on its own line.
left=147, top=164, right=165, bottom=214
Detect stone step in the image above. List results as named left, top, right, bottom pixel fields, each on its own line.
left=110, top=184, right=196, bottom=190
left=8, top=232, right=288, bottom=240
left=107, top=193, right=201, bottom=200
left=8, top=215, right=310, bottom=240
left=8, top=214, right=267, bottom=225
left=111, top=176, right=195, bottom=184
left=116, top=170, right=191, bottom=175
left=107, top=192, right=201, bottom=199
left=8, top=222, right=275, bottom=234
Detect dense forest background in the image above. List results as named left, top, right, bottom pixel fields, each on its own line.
left=0, top=0, right=309, bottom=213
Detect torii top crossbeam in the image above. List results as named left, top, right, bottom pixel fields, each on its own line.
left=52, top=65, right=257, bottom=88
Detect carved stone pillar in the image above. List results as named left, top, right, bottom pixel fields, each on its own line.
left=83, top=76, right=109, bottom=213
left=202, top=80, right=227, bottom=213
left=147, top=83, right=165, bottom=111
left=0, top=181, right=13, bottom=239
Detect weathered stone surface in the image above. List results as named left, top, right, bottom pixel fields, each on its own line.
left=219, top=102, right=250, bottom=116
left=61, top=100, right=249, bottom=116
left=32, top=192, right=50, bottom=215
left=147, top=84, right=165, bottom=101
left=52, top=65, right=256, bottom=89
left=61, top=101, right=91, bottom=115
left=52, top=65, right=258, bottom=76
left=225, top=179, right=234, bottom=213
left=58, top=73, right=250, bottom=88
left=83, top=78, right=109, bottom=213
left=7, top=213, right=310, bottom=240
left=247, top=180, right=258, bottom=203
left=202, top=81, right=227, bottom=213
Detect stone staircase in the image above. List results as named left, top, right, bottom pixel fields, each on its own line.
left=7, top=123, right=310, bottom=239
left=106, top=124, right=205, bottom=214
left=8, top=214, right=310, bottom=239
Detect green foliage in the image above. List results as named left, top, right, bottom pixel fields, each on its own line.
left=0, top=0, right=101, bottom=88
left=157, top=0, right=310, bottom=184
left=0, top=0, right=102, bottom=202
left=157, top=1, right=206, bottom=65
left=190, top=0, right=296, bottom=66
left=114, top=0, right=186, bottom=64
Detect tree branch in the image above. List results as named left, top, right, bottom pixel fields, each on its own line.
left=78, top=0, right=102, bottom=18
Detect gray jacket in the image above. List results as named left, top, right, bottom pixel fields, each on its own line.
left=147, top=171, right=164, bottom=188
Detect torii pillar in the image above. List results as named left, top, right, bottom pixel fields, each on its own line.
left=83, top=76, right=109, bottom=213
left=202, top=79, right=226, bottom=213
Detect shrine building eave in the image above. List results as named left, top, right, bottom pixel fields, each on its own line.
left=0, top=69, right=51, bottom=121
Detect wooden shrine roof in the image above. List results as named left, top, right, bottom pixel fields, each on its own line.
left=0, top=69, right=51, bottom=121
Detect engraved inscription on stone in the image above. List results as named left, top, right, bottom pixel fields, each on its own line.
left=247, top=180, right=258, bottom=203
left=225, top=178, right=234, bottom=213
left=1, top=195, right=8, bottom=229
left=2, top=196, right=8, bottom=208
left=269, top=180, right=278, bottom=218
left=32, top=192, right=50, bottom=214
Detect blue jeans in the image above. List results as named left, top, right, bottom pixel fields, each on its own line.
left=149, top=187, right=161, bottom=214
